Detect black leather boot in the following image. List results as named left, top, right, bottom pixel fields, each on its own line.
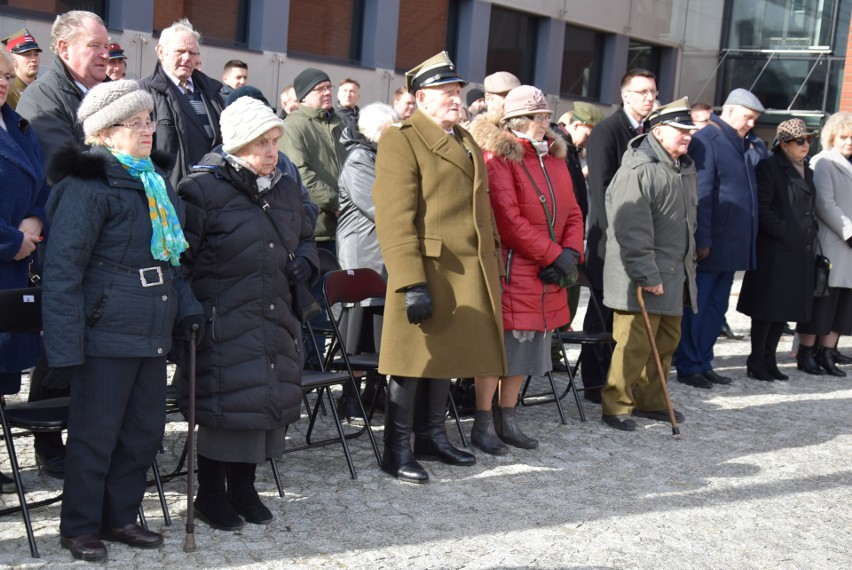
left=194, top=455, right=244, bottom=531
left=746, top=353, right=774, bottom=381
left=797, top=345, right=825, bottom=376
left=815, top=346, right=846, bottom=377
left=381, top=376, right=428, bottom=483
left=226, top=462, right=272, bottom=524
left=494, top=406, right=539, bottom=449
left=764, top=351, right=789, bottom=381
left=336, top=377, right=363, bottom=422
left=829, top=346, right=852, bottom=365
left=470, top=410, right=508, bottom=455
left=413, top=380, right=476, bottom=466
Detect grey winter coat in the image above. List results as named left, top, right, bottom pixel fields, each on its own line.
left=812, top=148, right=852, bottom=289
left=176, top=152, right=318, bottom=432
left=603, top=134, right=698, bottom=316
left=42, top=145, right=202, bottom=367
left=336, top=134, right=385, bottom=304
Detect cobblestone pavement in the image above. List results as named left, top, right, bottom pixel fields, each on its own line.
left=2, top=277, right=851, bottom=569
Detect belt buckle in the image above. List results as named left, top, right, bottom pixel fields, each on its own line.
left=139, top=266, right=164, bottom=287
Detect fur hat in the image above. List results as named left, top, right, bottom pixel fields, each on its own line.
left=293, top=67, right=331, bottom=102
left=77, top=80, right=154, bottom=137
left=221, top=96, right=285, bottom=154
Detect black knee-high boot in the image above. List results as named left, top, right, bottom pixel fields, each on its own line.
left=413, top=380, right=476, bottom=466
left=764, top=321, right=788, bottom=380
left=194, top=455, right=244, bottom=531
left=381, top=376, right=428, bottom=483
left=747, top=319, right=773, bottom=381
left=226, top=462, right=272, bottom=524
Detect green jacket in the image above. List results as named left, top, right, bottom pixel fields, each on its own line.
left=279, top=105, right=345, bottom=241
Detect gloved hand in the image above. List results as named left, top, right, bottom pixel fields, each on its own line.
left=538, top=265, right=561, bottom=284
left=180, top=314, right=206, bottom=345
left=285, top=255, right=312, bottom=283
left=403, top=284, right=433, bottom=325
left=551, top=249, right=579, bottom=283
left=846, top=236, right=852, bottom=248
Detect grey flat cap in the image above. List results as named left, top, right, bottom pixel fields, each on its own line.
left=724, top=88, right=765, bottom=113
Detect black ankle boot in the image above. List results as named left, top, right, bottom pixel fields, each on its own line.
left=361, top=373, right=385, bottom=414
left=829, top=347, right=852, bottom=365
left=382, top=377, right=428, bottom=483
left=226, top=462, right=272, bottom=524
left=764, top=352, right=789, bottom=381
left=815, top=346, right=846, bottom=377
left=413, top=380, right=476, bottom=466
left=336, top=377, right=364, bottom=422
left=494, top=406, right=539, bottom=449
left=470, top=410, right=508, bottom=455
left=194, top=456, right=244, bottom=531
left=746, top=354, right=774, bottom=381
left=797, top=345, right=825, bottom=376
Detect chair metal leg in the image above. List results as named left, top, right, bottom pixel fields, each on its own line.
left=150, top=458, right=171, bottom=526
left=325, top=388, right=357, bottom=479
left=0, top=409, right=39, bottom=558
left=446, top=384, right=468, bottom=447
left=269, top=457, right=284, bottom=497
left=545, top=372, right=568, bottom=425
left=137, top=505, right=147, bottom=530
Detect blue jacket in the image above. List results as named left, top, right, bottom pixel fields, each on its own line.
left=688, top=114, right=760, bottom=273
left=0, top=104, right=49, bottom=373
left=42, top=145, right=201, bottom=367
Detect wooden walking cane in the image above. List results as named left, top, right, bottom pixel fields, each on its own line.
left=184, top=324, right=199, bottom=552
left=635, top=287, right=682, bottom=440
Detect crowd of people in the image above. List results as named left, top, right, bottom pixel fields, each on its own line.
left=1, top=9, right=850, bottom=562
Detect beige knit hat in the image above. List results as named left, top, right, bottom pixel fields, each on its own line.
left=77, top=79, right=154, bottom=137
left=221, top=96, right=285, bottom=154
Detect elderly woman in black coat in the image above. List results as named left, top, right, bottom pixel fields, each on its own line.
left=737, top=118, right=818, bottom=381
left=43, top=80, right=202, bottom=561
left=177, top=96, right=318, bottom=531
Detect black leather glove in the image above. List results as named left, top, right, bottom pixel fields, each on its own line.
left=562, top=248, right=580, bottom=265
left=403, top=284, right=433, bottom=325
left=538, top=265, right=561, bottom=284
left=285, top=255, right=312, bottom=283
left=551, top=249, right=579, bottom=281
left=846, top=236, right=852, bottom=248
left=180, top=314, right=206, bottom=345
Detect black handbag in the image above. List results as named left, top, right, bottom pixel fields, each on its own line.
left=814, top=254, right=831, bottom=298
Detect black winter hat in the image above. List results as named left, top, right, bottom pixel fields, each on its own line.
left=293, top=67, right=331, bottom=103
left=226, top=85, right=270, bottom=108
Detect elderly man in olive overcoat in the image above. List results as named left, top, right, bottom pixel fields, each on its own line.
left=373, top=52, right=507, bottom=484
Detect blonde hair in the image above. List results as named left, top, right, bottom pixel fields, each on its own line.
left=820, top=112, right=852, bottom=151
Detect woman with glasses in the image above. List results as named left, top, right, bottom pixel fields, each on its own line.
left=737, top=118, right=818, bottom=381
left=469, top=85, right=583, bottom=454
left=42, top=80, right=202, bottom=561
left=0, top=50, right=49, bottom=493
left=794, top=112, right=852, bottom=376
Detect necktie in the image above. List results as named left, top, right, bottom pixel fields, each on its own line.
left=179, top=80, right=191, bottom=95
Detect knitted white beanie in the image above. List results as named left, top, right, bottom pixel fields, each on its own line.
left=77, top=79, right=154, bottom=137
left=221, top=96, right=285, bottom=154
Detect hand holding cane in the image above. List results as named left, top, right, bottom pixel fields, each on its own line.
left=184, top=324, right=199, bottom=552
left=636, top=286, right=682, bottom=440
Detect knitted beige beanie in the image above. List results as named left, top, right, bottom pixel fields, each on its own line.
left=77, top=79, right=154, bottom=137
left=220, top=96, right=285, bottom=154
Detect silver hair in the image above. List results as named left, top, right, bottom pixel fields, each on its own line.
left=357, top=103, right=398, bottom=143
left=820, top=112, right=852, bottom=151
left=50, top=10, right=105, bottom=54
left=0, top=48, right=13, bottom=71
left=504, top=116, right=531, bottom=132
left=158, top=18, right=202, bottom=48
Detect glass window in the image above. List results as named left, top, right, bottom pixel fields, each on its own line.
left=486, top=6, right=538, bottom=84
left=153, top=0, right=249, bottom=45
left=627, top=40, right=661, bottom=75
left=396, top=0, right=450, bottom=71
left=560, top=24, right=604, bottom=100
left=287, top=0, right=363, bottom=63
left=0, top=1, right=107, bottom=19
left=726, top=0, right=837, bottom=50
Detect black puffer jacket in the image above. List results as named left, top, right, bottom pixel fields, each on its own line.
left=176, top=152, right=318, bottom=431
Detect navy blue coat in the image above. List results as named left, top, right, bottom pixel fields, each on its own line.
left=689, top=114, right=760, bottom=273
left=42, top=145, right=201, bottom=368
left=0, top=104, right=49, bottom=375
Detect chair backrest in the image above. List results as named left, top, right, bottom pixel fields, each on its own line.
left=574, top=265, right=607, bottom=327
left=0, top=287, right=42, bottom=333
left=317, top=248, right=340, bottom=275
left=323, top=268, right=387, bottom=307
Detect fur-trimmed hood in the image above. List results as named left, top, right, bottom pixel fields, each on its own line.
left=46, top=142, right=175, bottom=185
left=469, top=111, right=567, bottom=163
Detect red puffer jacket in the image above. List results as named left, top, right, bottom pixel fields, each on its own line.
left=471, top=117, right=584, bottom=332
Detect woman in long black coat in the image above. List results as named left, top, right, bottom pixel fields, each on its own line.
left=737, top=118, right=818, bottom=380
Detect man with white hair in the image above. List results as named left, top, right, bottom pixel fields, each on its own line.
left=140, top=18, right=224, bottom=188
left=16, top=11, right=109, bottom=159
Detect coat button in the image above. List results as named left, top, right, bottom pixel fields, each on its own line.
left=269, top=242, right=275, bottom=248
left=162, top=295, right=168, bottom=301
left=270, top=363, right=275, bottom=369
left=157, top=348, right=163, bottom=354
left=269, top=304, right=275, bottom=310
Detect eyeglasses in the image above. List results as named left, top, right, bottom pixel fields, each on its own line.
left=790, top=137, right=811, bottom=145
left=113, top=120, right=157, bottom=133
left=627, top=89, right=659, bottom=99
left=0, top=73, right=15, bottom=83
left=529, top=114, right=551, bottom=124
left=311, top=83, right=334, bottom=94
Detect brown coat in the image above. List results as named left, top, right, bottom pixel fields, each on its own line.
left=373, top=109, right=507, bottom=378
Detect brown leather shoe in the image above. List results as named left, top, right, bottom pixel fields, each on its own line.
left=100, top=523, right=163, bottom=549
left=60, top=534, right=108, bottom=561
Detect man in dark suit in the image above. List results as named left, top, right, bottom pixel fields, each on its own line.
left=580, top=68, right=657, bottom=402
left=140, top=18, right=224, bottom=189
